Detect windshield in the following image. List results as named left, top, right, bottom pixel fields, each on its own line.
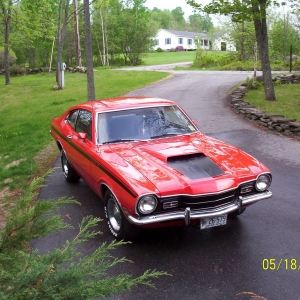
left=97, top=105, right=198, bottom=144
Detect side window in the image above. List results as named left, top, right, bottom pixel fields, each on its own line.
left=66, top=110, right=79, bottom=130
left=75, top=110, right=92, bottom=141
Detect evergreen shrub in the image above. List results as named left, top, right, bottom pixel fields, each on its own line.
left=0, top=171, right=168, bottom=300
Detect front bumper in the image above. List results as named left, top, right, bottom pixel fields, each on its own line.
left=128, top=190, right=272, bottom=226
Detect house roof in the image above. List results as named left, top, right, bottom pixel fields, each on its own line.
left=160, top=29, right=209, bottom=39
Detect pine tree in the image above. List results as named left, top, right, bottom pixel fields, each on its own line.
left=0, top=171, right=168, bottom=300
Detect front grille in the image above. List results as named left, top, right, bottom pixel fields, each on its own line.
left=158, top=189, right=237, bottom=213
left=180, top=189, right=237, bottom=210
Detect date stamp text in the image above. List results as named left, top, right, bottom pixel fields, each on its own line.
left=262, top=258, right=300, bottom=271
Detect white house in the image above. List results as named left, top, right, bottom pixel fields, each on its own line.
left=153, top=29, right=236, bottom=52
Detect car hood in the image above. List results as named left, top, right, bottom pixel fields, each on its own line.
left=103, top=133, right=268, bottom=196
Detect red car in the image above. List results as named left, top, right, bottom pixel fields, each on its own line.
left=50, top=97, right=272, bottom=240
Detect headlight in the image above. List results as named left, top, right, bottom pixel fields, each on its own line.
left=255, top=174, right=271, bottom=192
left=138, top=195, right=157, bottom=214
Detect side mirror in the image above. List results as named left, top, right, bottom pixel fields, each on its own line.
left=78, top=132, right=87, bottom=140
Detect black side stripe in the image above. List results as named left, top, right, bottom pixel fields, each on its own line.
left=51, top=126, right=137, bottom=198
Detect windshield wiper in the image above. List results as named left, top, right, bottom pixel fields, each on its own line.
left=102, top=139, right=141, bottom=144
left=150, top=133, right=179, bottom=139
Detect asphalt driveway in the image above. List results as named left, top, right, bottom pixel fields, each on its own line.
left=34, top=65, right=300, bottom=300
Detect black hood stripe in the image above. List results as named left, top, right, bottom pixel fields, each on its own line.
left=167, top=153, right=224, bottom=180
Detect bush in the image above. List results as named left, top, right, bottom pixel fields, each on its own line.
left=0, top=48, right=17, bottom=69
left=156, top=47, right=163, bottom=52
left=193, top=50, right=214, bottom=67
left=175, top=45, right=185, bottom=52
left=0, top=172, right=169, bottom=300
left=193, top=49, right=234, bottom=68
left=246, top=76, right=262, bottom=89
left=109, top=56, right=128, bottom=66
left=10, top=65, right=26, bottom=76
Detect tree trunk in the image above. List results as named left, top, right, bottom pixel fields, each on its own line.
left=56, top=0, right=70, bottom=87
left=95, top=35, right=104, bottom=66
left=4, top=0, right=12, bottom=85
left=252, top=0, right=276, bottom=101
left=74, top=0, right=82, bottom=67
left=241, top=21, right=245, bottom=60
left=84, top=0, right=95, bottom=101
left=100, top=8, right=106, bottom=66
left=105, top=25, right=109, bottom=66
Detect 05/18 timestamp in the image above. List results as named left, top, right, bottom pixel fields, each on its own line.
left=262, top=258, right=300, bottom=271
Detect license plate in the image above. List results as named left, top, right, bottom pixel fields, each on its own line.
left=200, top=214, right=227, bottom=229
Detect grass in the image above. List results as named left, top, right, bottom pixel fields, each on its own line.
left=245, top=84, right=300, bottom=122
left=143, top=51, right=196, bottom=65
left=0, top=69, right=168, bottom=195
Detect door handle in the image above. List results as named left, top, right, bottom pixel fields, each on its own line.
left=67, top=135, right=73, bottom=139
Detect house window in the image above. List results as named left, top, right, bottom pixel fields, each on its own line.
left=204, top=40, right=208, bottom=46
left=188, top=39, right=193, bottom=45
left=155, top=39, right=159, bottom=46
left=178, top=38, right=183, bottom=44
left=165, top=38, right=171, bottom=45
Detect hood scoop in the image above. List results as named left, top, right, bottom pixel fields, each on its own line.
left=167, top=153, right=225, bottom=180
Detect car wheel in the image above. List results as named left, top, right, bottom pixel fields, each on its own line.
left=104, top=190, right=140, bottom=241
left=229, top=208, right=246, bottom=218
left=61, top=150, right=80, bottom=182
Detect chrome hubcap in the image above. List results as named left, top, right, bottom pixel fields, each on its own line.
left=107, top=198, right=121, bottom=232
left=62, top=153, right=68, bottom=176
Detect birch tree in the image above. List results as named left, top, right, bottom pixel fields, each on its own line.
left=84, top=0, right=95, bottom=100
left=94, top=0, right=110, bottom=66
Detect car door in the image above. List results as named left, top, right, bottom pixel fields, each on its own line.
left=63, top=109, right=93, bottom=187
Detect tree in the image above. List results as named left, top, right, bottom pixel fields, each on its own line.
left=18, top=0, right=57, bottom=68
left=221, top=17, right=256, bottom=60
left=150, top=7, right=173, bottom=29
left=186, top=0, right=281, bottom=101
left=84, top=0, right=95, bottom=100
left=123, top=0, right=156, bottom=65
left=93, top=0, right=110, bottom=66
left=269, top=12, right=300, bottom=59
left=92, top=0, right=155, bottom=66
left=188, top=13, right=213, bottom=32
left=0, top=173, right=168, bottom=299
left=1, top=0, right=14, bottom=85
left=201, top=13, right=214, bottom=32
left=171, top=7, right=186, bottom=29
left=56, top=0, right=70, bottom=88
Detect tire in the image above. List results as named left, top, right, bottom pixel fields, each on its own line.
left=229, top=208, right=246, bottom=218
left=61, top=150, right=80, bottom=182
left=104, top=190, right=140, bottom=241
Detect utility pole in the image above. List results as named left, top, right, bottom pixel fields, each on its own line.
left=74, top=0, right=82, bottom=67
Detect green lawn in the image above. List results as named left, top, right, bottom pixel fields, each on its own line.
left=143, top=51, right=196, bottom=65
left=0, top=69, right=168, bottom=193
left=245, top=84, right=300, bottom=122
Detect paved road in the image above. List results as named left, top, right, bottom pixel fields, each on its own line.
left=34, top=65, right=300, bottom=300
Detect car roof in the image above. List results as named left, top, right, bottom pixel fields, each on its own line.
left=74, top=96, right=175, bottom=113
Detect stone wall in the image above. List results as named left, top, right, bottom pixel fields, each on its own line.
left=0, top=66, right=87, bottom=76
left=229, top=81, right=300, bottom=140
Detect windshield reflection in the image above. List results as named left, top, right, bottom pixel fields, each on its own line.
left=97, top=105, right=197, bottom=144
